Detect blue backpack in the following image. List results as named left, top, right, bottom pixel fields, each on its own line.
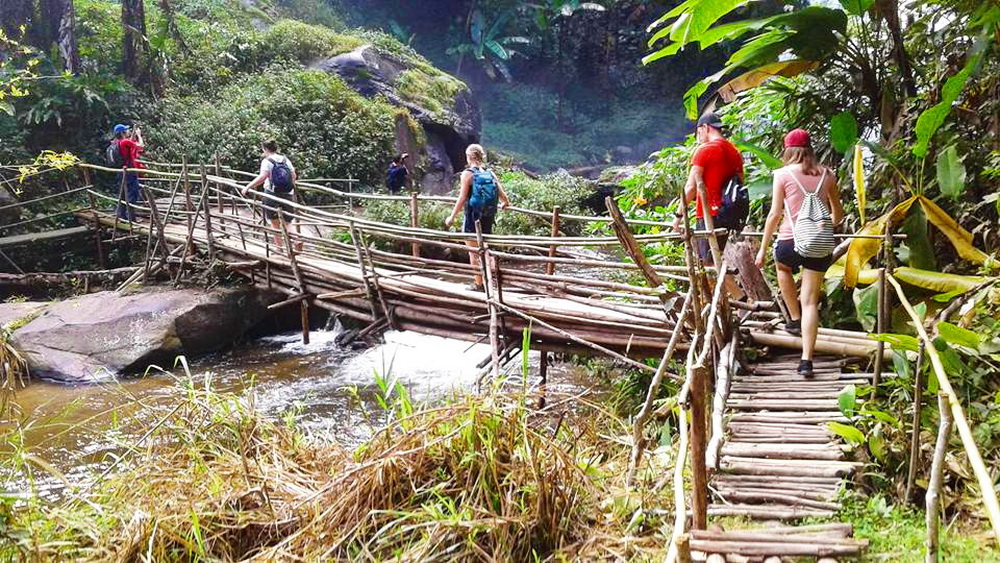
left=467, top=166, right=498, bottom=214
left=268, top=157, right=294, bottom=194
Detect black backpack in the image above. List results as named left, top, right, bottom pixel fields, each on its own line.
left=268, top=157, right=294, bottom=193
left=715, top=174, right=749, bottom=231
left=106, top=140, right=124, bottom=167
left=386, top=164, right=406, bottom=191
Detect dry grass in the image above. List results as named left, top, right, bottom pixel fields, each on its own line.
left=1, top=383, right=676, bottom=561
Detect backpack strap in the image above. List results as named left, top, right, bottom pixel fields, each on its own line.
left=787, top=167, right=827, bottom=196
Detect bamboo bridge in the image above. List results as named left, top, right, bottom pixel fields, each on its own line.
left=4, top=160, right=998, bottom=561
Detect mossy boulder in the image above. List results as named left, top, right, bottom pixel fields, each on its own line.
left=315, top=43, right=481, bottom=194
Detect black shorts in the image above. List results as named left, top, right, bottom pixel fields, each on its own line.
left=775, top=239, right=833, bottom=273
left=695, top=218, right=729, bottom=263
left=262, top=191, right=295, bottom=221
left=463, top=207, right=496, bottom=234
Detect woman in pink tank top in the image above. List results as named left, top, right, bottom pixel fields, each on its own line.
left=755, top=129, right=844, bottom=376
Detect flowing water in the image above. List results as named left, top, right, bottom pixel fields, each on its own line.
left=2, top=326, right=594, bottom=500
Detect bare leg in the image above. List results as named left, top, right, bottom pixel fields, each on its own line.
left=270, top=218, right=283, bottom=249
left=799, top=269, right=825, bottom=361
left=776, top=263, right=801, bottom=321
left=466, top=239, right=482, bottom=286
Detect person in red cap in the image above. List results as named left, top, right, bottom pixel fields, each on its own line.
left=755, top=128, right=844, bottom=376
left=672, top=111, right=744, bottom=264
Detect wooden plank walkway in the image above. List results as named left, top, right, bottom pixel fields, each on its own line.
left=697, top=354, right=871, bottom=560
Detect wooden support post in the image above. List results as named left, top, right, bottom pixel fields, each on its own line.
left=348, top=220, right=381, bottom=322
left=86, top=190, right=106, bottom=269
left=690, top=363, right=709, bottom=530
left=477, top=220, right=502, bottom=380
left=112, top=169, right=127, bottom=241
left=214, top=152, right=224, bottom=214
left=538, top=349, right=548, bottom=408
left=694, top=181, right=724, bottom=268
left=905, top=342, right=927, bottom=503
left=872, top=227, right=893, bottom=395
left=278, top=210, right=310, bottom=344
left=300, top=300, right=311, bottom=345
left=547, top=206, right=561, bottom=276
left=141, top=185, right=170, bottom=270
left=200, top=164, right=215, bottom=261
left=173, top=183, right=210, bottom=285
left=926, top=393, right=952, bottom=562
left=676, top=534, right=693, bottom=563
left=410, top=192, right=420, bottom=257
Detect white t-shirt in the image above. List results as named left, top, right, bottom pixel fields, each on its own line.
left=259, top=154, right=296, bottom=193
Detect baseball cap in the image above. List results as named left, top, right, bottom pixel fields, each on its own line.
left=784, top=128, right=811, bottom=148
left=113, top=124, right=130, bottom=134
left=696, top=112, right=724, bottom=130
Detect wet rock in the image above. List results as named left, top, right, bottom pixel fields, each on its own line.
left=9, top=287, right=280, bottom=384
left=0, top=301, right=48, bottom=328
left=315, top=45, right=481, bottom=194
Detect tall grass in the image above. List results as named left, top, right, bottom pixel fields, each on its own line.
left=0, top=374, right=675, bottom=561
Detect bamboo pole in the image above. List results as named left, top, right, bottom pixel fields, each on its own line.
left=348, top=220, right=381, bottom=322
left=926, top=393, right=952, bottom=562
left=410, top=192, right=420, bottom=258
left=278, top=210, right=310, bottom=344
left=477, top=220, right=502, bottom=380
left=665, top=367, right=693, bottom=563
left=627, top=290, right=692, bottom=486
left=888, top=274, right=1000, bottom=546
left=906, top=342, right=926, bottom=503
left=199, top=165, right=215, bottom=261
left=694, top=181, right=723, bottom=267
left=547, top=206, right=561, bottom=276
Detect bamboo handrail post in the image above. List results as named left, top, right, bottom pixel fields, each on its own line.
left=905, top=342, right=927, bottom=503
left=278, top=210, right=311, bottom=344
left=476, top=220, right=502, bottom=380
left=926, top=392, right=952, bottom=562
left=348, top=220, right=380, bottom=322
left=112, top=168, right=127, bottom=241
left=199, top=165, right=216, bottom=261
left=627, top=290, right=693, bottom=486
left=410, top=192, right=420, bottom=257
left=888, top=275, right=1000, bottom=546
left=359, top=228, right=396, bottom=330
left=173, top=181, right=210, bottom=285
left=547, top=206, right=561, bottom=276
left=213, top=153, right=224, bottom=215
left=86, top=189, right=107, bottom=269
left=694, top=181, right=723, bottom=268
left=141, top=185, right=170, bottom=270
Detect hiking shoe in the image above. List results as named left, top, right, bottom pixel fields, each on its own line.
left=785, top=319, right=802, bottom=336
left=466, top=283, right=484, bottom=292
left=797, top=359, right=814, bottom=377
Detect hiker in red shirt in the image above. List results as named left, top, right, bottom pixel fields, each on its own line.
left=108, top=123, right=145, bottom=221
left=671, top=112, right=744, bottom=264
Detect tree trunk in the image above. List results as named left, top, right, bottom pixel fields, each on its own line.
left=158, top=0, right=188, bottom=55
left=55, top=0, right=80, bottom=73
left=122, top=0, right=147, bottom=84
left=1, top=0, right=34, bottom=38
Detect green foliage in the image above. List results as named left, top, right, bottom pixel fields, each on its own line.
left=151, top=68, right=396, bottom=185
left=829, top=111, right=859, bottom=154
left=256, top=20, right=364, bottom=64
left=494, top=170, right=591, bottom=237
left=395, top=68, right=465, bottom=122
left=0, top=26, right=41, bottom=116
left=841, top=494, right=1000, bottom=561
left=936, top=145, right=967, bottom=201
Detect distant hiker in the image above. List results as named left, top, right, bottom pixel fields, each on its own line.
left=386, top=153, right=410, bottom=194
left=240, top=140, right=300, bottom=251
left=755, top=129, right=844, bottom=376
left=107, top=123, right=145, bottom=221
left=444, top=144, right=511, bottom=291
left=671, top=112, right=745, bottom=264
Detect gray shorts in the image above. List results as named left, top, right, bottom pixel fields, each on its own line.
left=262, top=191, right=295, bottom=221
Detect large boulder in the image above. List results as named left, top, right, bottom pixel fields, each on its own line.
left=9, top=287, right=279, bottom=384
left=315, top=45, right=481, bottom=194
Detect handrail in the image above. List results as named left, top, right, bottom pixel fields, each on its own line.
left=887, top=274, right=1000, bottom=547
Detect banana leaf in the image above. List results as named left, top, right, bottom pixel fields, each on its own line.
left=835, top=264, right=989, bottom=294
left=853, top=144, right=865, bottom=225
left=843, top=196, right=917, bottom=288
left=916, top=195, right=989, bottom=264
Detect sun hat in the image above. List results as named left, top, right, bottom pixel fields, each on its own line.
left=784, top=128, right=811, bottom=148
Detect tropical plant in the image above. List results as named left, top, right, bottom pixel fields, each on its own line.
left=0, top=28, right=40, bottom=116
left=448, top=8, right=530, bottom=81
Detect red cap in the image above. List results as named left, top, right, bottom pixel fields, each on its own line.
left=784, top=128, right=811, bottom=148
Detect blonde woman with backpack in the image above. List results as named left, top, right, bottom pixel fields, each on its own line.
left=755, top=129, right=844, bottom=376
